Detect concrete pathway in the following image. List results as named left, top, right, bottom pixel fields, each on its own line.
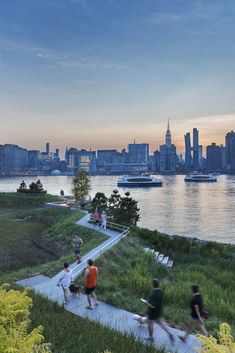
left=17, top=213, right=202, bottom=353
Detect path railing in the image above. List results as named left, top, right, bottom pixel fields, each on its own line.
left=88, top=214, right=129, bottom=232
left=71, top=217, right=130, bottom=279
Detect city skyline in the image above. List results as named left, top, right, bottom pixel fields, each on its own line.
left=1, top=1, right=235, bottom=152
left=1, top=116, right=234, bottom=156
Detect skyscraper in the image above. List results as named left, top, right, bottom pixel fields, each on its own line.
left=225, top=130, right=235, bottom=174
left=193, top=128, right=199, bottom=170
left=206, top=143, right=222, bottom=172
left=46, top=142, right=50, bottom=155
left=159, top=121, right=177, bottom=173
left=165, top=119, right=171, bottom=147
left=184, top=132, right=192, bottom=172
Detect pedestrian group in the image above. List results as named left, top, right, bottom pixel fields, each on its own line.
left=57, top=210, right=209, bottom=346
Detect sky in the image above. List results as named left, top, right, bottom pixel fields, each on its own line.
left=0, top=0, right=235, bottom=155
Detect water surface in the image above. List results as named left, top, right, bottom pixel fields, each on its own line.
left=1, top=175, right=234, bottom=244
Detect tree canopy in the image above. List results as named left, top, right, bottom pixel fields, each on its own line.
left=72, top=169, right=91, bottom=204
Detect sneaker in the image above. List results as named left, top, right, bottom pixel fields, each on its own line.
left=144, top=336, right=154, bottom=342
left=85, top=306, right=93, bottom=310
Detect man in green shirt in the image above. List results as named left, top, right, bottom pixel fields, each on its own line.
left=142, top=278, right=174, bottom=343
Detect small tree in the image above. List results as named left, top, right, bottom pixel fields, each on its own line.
left=0, top=284, right=51, bottom=353
left=72, top=169, right=91, bottom=205
left=91, top=192, right=108, bottom=213
left=117, top=191, right=140, bottom=226
left=108, top=189, right=121, bottom=220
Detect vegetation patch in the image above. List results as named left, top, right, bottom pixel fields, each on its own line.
left=0, top=192, right=107, bottom=278
left=92, top=231, right=235, bottom=337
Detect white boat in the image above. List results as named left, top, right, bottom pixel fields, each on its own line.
left=117, top=174, right=162, bottom=187
left=184, top=174, right=217, bottom=182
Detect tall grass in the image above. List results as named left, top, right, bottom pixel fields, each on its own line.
left=0, top=193, right=107, bottom=280
left=91, top=234, right=234, bottom=336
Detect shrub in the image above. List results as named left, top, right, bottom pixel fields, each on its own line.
left=196, top=323, right=235, bottom=353
left=0, top=284, right=51, bottom=353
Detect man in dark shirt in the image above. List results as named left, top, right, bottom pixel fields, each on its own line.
left=179, top=284, right=208, bottom=342
left=142, top=278, right=174, bottom=343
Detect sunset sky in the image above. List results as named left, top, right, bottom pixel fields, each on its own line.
left=1, top=0, right=235, bottom=156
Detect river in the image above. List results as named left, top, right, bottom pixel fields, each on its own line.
left=1, top=175, right=235, bottom=244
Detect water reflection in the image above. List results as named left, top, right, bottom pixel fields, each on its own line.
left=0, top=175, right=234, bottom=244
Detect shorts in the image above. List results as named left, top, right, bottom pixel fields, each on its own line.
left=95, top=220, right=99, bottom=225
left=75, top=249, right=81, bottom=255
left=85, top=287, right=96, bottom=295
left=147, top=311, right=161, bottom=321
left=190, top=315, right=200, bottom=321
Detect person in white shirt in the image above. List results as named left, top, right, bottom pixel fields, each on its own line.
left=101, top=211, right=107, bottom=230
left=57, top=262, right=72, bottom=304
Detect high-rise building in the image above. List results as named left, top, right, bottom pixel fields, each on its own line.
left=220, top=145, right=226, bottom=171
left=184, top=132, right=192, bottom=172
left=193, top=128, right=199, bottom=170
left=28, top=150, right=40, bottom=170
left=225, top=130, right=235, bottom=174
left=165, top=119, right=171, bottom=147
left=78, top=150, right=96, bottom=174
left=56, top=149, right=59, bottom=158
left=46, top=142, right=50, bottom=155
left=159, top=121, right=177, bottom=173
left=2, top=144, right=28, bottom=175
left=128, top=143, right=149, bottom=164
left=206, top=143, right=221, bottom=172
left=66, top=148, right=79, bottom=173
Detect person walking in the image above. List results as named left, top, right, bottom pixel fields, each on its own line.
left=93, top=209, right=100, bottom=228
left=142, top=278, right=174, bottom=343
left=84, top=259, right=98, bottom=309
left=57, top=262, right=73, bottom=304
left=179, top=284, right=208, bottom=342
left=73, top=234, right=83, bottom=264
left=101, top=211, right=107, bottom=230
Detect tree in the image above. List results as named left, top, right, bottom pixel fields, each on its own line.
left=117, top=191, right=140, bottom=226
left=107, top=189, right=121, bottom=220
left=196, top=323, right=235, bottom=353
left=107, top=190, right=140, bottom=226
left=91, top=192, right=108, bottom=213
left=72, top=169, right=91, bottom=205
left=0, top=284, right=51, bottom=353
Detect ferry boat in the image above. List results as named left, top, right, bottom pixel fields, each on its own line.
left=184, top=174, right=217, bottom=182
left=117, top=174, right=162, bottom=187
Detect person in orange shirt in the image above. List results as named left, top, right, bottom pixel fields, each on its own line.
left=84, top=259, right=98, bottom=309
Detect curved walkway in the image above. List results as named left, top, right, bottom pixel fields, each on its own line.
left=17, top=213, right=202, bottom=353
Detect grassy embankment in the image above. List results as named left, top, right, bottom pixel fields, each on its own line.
left=0, top=192, right=107, bottom=282
left=91, top=228, right=235, bottom=337
left=0, top=192, right=163, bottom=353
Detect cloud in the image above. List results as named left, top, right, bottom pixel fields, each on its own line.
left=1, top=38, right=128, bottom=71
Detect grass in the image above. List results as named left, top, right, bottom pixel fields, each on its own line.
left=28, top=291, right=163, bottom=353
left=90, top=231, right=235, bottom=337
left=1, top=191, right=234, bottom=349
left=0, top=192, right=107, bottom=280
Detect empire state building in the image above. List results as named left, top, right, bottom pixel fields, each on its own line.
left=165, top=119, right=172, bottom=147
left=159, top=120, right=177, bottom=173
